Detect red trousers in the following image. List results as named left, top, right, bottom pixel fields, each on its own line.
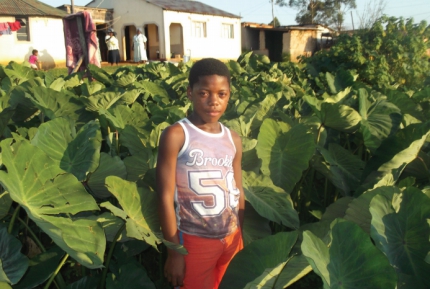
left=179, top=228, right=243, bottom=289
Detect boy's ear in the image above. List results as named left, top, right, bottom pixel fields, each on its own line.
left=187, top=86, right=192, bottom=100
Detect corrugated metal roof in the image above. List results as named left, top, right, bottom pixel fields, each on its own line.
left=0, top=0, right=68, bottom=17
left=147, top=0, right=240, bottom=18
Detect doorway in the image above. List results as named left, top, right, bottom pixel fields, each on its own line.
left=169, top=23, right=183, bottom=59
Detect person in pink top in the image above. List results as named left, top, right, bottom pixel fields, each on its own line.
left=29, top=49, right=39, bottom=70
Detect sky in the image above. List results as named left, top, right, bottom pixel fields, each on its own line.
left=40, top=0, right=430, bottom=30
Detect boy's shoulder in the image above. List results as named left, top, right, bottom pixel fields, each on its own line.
left=160, top=122, right=184, bottom=142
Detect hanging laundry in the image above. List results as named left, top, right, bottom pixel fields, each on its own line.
left=7, top=21, right=21, bottom=31
left=0, top=22, right=11, bottom=35
left=0, top=22, right=9, bottom=31
left=63, top=11, right=101, bottom=74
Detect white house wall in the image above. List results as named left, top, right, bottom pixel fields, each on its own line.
left=0, top=17, right=65, bottom=68
left=163, top=10, right=241, bottom=60
left=88, top=0, right=164, bottom=60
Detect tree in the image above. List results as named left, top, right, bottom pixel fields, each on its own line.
left=356, top=0, right=387, bottom=29
left=325, top=0, right=357, bottom=31
left=284, top=0, right=356, bottom=31
left=269, top=17, right=281, bottom=27
left=282, top=1, right=326, bottom=25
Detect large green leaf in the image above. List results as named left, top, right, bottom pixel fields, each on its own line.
left=102, top=104, right=149, bottom=131
left=362, top=121, right=430, bottom=187
left=242, top=201, right=271, bottom=246
left=87, top=212, right=130, bottom=242
left=105, top=176, right=161, bottom=248
left=256, top=119, right=315, bottom=194
left=316, top=103, right=361, bottom=132
left=243, top=94, right=278, bottom=138
left=119, top=125, right=150, bottom=155
left=242, top=254, right=312, bottom=289
left=0, top=282, right=12, bottom=289
left=321, top=196, right=354, bottom=222
left=243, top=171, right=299, bottom=229
left=302, top=219, right=397, bottom=289
left=358, top=89, right=403, bottom=152
left=13, top=246, right=65, bottom=289
left=25, top=86, right=86, bottom=122
left=31, top=118, right=102, bottom=181
left=344, top=186, right=399, bottom=234
left=87, top=153, right=127, bottom=199
left=87, top=64, right=114, bottom=86
left=315, top=143, right=364, bottom=196
left=0, top=226, right=28, bottom=285
left=3, top=62, right=35, bottom=85
left=82, top=90, right=125, bottom=112
left=370, top=187, right=430, bottom=288
left=123, top=151, right=152, bottom=187
left=106, top=261, right=155, bottom=289
left=0, top=137, right=105, bottom=268
left=219, top=231, right=298, bottom=289
left=0, top=191, right=11, bottom=220
left=66, top=275, right=99, bottom=289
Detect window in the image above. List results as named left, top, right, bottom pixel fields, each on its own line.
left=192, top=21, right=206, bottom=38
left=16, top=17, right=29, bottom=41
left=221, top=23, right=234, bottom=39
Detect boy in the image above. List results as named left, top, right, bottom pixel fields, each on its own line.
left=156, top=58, right=245, bottom=289
left=29, top=49, right=39, bottom=70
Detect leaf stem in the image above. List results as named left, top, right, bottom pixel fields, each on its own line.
left=16, top=216, right=46, bottom=252
left=43, top=253, right=69, bottom=289
left=16, top=217, right=67, bottom=288
left=8, top=204, right=21, bottom=234
left=98, top=222, right=126, bottom=289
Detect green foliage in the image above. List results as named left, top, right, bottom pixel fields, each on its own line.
left=305, top=16, right=430, bottom=90
left=0, top=30, right=429, bottom=288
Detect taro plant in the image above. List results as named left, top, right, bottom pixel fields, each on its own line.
left=0, top=26, right=429, bottom=289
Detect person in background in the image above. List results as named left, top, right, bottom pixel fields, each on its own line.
left=156, top=58, right=245, bottom=289
left=29, top=49, right=40, bottom=70
left=105, top=28, right=119, bottom=66
left=132, top=28, right=148, bottom=64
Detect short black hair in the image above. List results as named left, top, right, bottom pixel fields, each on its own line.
left=188, top=58, right=230, bottom=88
left=32, top=49, right=38, bottom=54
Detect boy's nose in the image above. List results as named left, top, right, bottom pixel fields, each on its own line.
left=208, top=95, right=219, bottom=106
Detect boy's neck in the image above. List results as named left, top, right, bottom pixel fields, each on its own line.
left=187, top=115, right=221, bottom=134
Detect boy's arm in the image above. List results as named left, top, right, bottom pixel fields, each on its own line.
left=231, top=131, right=245, bottom=230
left=156, top=124, right=185, bottom=287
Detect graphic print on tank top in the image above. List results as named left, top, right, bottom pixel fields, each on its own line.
left=175, top=118, right=240, bottom=238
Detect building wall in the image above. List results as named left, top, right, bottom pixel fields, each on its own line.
left=88, top=0, right=164, bottom=60
left=285, top=30, right=316, bottom=62
left=241, top=27, right=259, bottom=51
left=0, top=16, right=66, bottom=68
left=163, top=10, right=241, bottom=60
left=88, top=0, right=241, bottom=61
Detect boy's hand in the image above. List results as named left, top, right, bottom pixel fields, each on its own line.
left=164, top=250, right=185, bottom=287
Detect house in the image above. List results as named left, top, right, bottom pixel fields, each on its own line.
left=242, top=22, right=334, bottom=62
left=0, top=0, right=68, bottom=68
left=84, top=0, right=242, bottom=62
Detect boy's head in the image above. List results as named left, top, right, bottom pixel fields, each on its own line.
left=188, top=58, right=230, bottom=89
left=32, top=49, right=38, bottom=55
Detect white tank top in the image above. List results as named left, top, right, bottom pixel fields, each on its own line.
left=175, top=118, right=240, bottom=238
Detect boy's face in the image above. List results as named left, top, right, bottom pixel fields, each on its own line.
left=187, top=74, right=230, bottom=124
